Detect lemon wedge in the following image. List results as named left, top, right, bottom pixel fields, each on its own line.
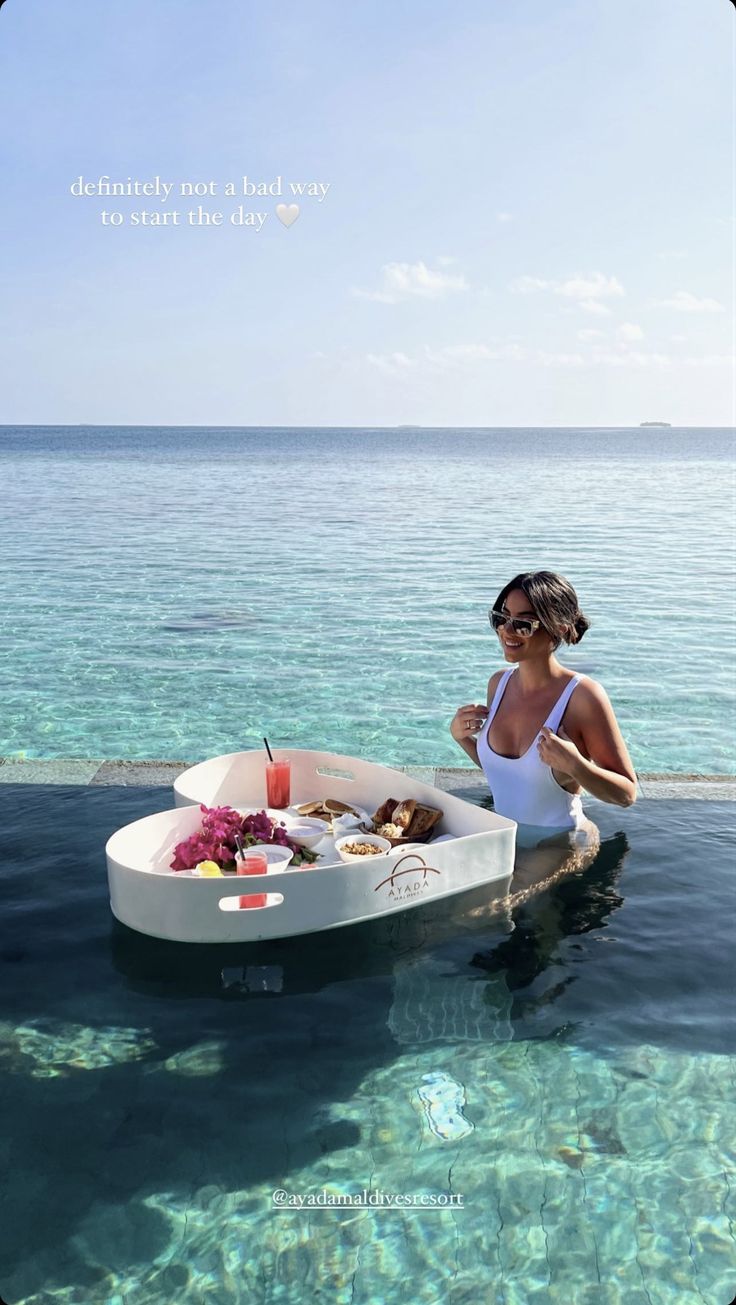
left=194, top=860, right=222, bottom=877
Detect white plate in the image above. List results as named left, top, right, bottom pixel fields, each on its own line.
left=291, top=802, right=372, bottom=827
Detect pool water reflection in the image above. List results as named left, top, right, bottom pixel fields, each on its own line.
left=0, top=784, right=734, bottom=1303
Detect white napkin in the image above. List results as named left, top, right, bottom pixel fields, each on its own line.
left=331, top=812, right=366, bottom=838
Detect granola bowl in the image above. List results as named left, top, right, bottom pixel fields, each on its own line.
left=335, top=834, right=392, bottom=863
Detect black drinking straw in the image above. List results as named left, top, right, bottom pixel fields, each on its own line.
left=263, top=737, right=274, bottom=762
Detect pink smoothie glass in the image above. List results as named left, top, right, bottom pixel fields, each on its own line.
left=265, top=759, right=291, bottom=809
left=236, top=849, right=268, bottom=909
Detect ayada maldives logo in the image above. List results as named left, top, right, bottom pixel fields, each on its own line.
left=374, top=853, right=441, bottom=902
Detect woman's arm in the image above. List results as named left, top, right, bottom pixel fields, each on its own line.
left=538, top=681, right=638, bottom=807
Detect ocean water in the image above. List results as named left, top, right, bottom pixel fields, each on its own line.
left=2, top=425, right=735, bottom=772
left=0, top=784, right=734, bottom=1303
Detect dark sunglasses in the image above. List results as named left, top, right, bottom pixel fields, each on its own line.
left=489, top=608, right=542, bottom=638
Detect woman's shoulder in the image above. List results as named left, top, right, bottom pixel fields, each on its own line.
left=569, top=673, right=613, bottom=714
left=486, top=667, right=509, bottom=702
left=487, top=667, right=512, bottom=689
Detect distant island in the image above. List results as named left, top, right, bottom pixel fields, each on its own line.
left=640, top=421, right=672, bottom=427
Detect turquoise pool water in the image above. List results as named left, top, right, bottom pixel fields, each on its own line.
left=2, top=425, right=735, bottom=773
left=0, top=785, right=734, bottom=1303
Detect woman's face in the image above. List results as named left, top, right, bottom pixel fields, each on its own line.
left=496, top=588, right=558, bottom=661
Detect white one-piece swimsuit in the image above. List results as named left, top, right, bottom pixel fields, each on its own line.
left=476, top=668, right=584, bottom=830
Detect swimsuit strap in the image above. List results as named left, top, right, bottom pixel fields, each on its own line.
left=544, top=676, right=580, bottom=733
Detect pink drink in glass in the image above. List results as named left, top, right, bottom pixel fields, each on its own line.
left=266, top=759, right=291, bottom=809
left=236, top=850, right=268, bottom=908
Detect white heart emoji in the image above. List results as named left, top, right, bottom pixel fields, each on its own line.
left=276, top=203, right=300, bottom=228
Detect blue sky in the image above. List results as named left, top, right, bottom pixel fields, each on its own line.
left=0, top=0, right=732, bottom=425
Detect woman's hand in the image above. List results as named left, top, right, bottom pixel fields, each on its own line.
left=536, top=724, right=582, bottom=779
left=450, top=703, right=489, bottom=743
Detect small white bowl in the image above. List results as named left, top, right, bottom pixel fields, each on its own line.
left=244, top=843, right=295, bottom=870
left=283, top=818, right=330, bottom=850
left=334, top=834, right=392, bottom=863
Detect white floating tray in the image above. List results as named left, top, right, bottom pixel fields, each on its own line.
left=106, top=749, right=516, bottom=943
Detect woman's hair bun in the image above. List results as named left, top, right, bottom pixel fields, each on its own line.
left=572, top=612, right=590, bottom=644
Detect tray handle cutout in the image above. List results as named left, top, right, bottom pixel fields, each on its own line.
left=218, top=892, right=285, bottom=913
left=315, top=766, right=356, bottom=781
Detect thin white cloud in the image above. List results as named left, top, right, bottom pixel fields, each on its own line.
left=496, top=212, right=513, bottom=223
left=357, top=342, right=733, bottom=376
left=539, top=351, right=585, bottom=367
left=364, top=342, right=585, bottom=373
left=364, top=343, right=524, bottom=374
left=617, top=322, right=644, bottom=342
left=591, top=349, right=672, bottom=369
left=511, top=272, right=624, bottom=313
left=682, top=353, right=733, bottom=367
left=657, top=250, right=688, bottom=261
left=556, top=273, right=624, bottom=301
left=364, top=351, right=416, bottom=375
left=655, top=291, right=724, bottom=313
left=428, top=343, right=526, bottom=364
left=578, top=328, right=604, bottom=341
left=589, top=348, right=730, bottom=369
left=352, top=260, right=469, bottom=303
left=512, top=275, right=552, bottom=293
left=578, top=299, right=612, bottom=316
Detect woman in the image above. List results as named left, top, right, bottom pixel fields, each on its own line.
left=451, top=571, right=637, bottom=893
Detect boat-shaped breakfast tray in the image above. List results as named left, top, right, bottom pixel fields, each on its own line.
left=106, top=749, right=517, bottom=943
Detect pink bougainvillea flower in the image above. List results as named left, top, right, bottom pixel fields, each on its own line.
left=171, top=806, right=317, bottom=870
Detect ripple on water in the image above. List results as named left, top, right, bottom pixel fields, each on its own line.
left=1, top=428, right=734, bottom=770
left=6, top=1038, right=733, bottom=1304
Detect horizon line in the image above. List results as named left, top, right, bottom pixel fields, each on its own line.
left=0, top=423, right=731, bottom=432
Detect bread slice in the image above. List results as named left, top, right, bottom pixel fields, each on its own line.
left=370, top=797, right=442, bottom=843
left=391, top=799, right=417, bottom=832
left=372, top=798, right=399, bottom=827
left=406, top=804, right=442, bottom=839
